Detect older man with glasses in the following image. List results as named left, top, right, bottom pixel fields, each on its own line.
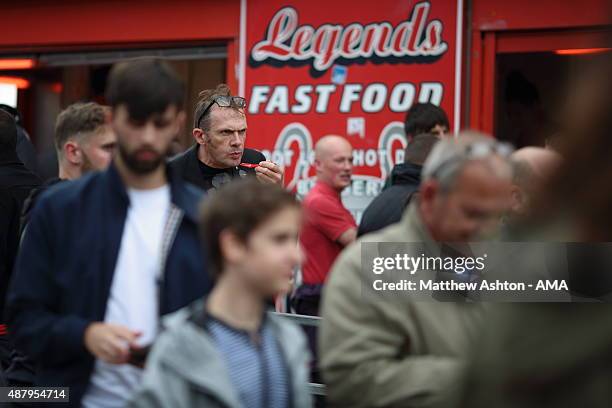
left=169, top=84, right=283, bottom=191
left=319, top=132, right=514, bottom=408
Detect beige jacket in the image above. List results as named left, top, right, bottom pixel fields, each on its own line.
left=319, top=202, right=485, bottom=408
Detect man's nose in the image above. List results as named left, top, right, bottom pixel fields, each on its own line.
left=292, top=245, right=303, bottom=266
left=141, top=123, right=157, bottom=144
left=230, top=132, right=243, bottom=146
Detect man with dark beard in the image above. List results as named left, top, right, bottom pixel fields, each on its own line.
left=6, top=58, right=213, bottom=407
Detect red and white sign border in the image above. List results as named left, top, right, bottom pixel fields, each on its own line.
left=238, top=0, right=464, bottom=133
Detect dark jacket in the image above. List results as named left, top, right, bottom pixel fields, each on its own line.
left=168, top=144, right=266, bottom=191
left=0, top=151, right=40, bottom=321
left=6, top=164, right=213, bottom=407
left=358, top=162, right=422, bottom=237
left=20, top=177, right=63, bottom=236
left=16, top=126, right=39, bottom=177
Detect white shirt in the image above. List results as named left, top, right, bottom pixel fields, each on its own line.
left=82, top=185, right=171, bottom=408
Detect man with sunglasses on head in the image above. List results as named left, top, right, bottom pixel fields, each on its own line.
left=169, top=84, right=283, bottom=191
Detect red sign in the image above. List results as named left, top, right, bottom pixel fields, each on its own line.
left=243, top=0, right=462, bottom=221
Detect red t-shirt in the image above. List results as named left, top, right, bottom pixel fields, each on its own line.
left=300, top=181, right=357, bottom=285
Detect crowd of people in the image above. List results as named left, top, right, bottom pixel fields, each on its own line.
left=0, top=52, right=611, bottom=408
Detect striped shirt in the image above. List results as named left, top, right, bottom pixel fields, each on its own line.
left=207, top=315, right=291, bottom=408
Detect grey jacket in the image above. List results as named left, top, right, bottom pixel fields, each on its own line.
left=320, top=202, right=485, bottom=408
left=128, top=300, right=312, bottom=408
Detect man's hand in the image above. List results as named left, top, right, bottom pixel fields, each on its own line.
left=255, top=161, right=284, bottom=185
left=84, top=322, right=141, bottom=364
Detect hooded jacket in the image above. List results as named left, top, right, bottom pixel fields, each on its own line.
left=128, top=299, right=312, bottom=408
left=358, top=162, right=422, bottom=237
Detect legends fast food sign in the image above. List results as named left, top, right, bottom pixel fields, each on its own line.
left=243, top=0, right=461, bottom=221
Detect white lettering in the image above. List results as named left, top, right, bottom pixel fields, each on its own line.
left=389, top=83, right=416, bottom=112
left=315, top=84, right=336, bottom=113
left=362, top=84, right=387, bottom=113
left=249, top=86, right=270, bottom=114
left=340, top=84, right=362, bottom=113
left=292, top=85, right=313, bottom=114
left=265, top=86, right=289, bottom=114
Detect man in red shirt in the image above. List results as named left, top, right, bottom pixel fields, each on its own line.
left=295, top=135, right=356, bottom=317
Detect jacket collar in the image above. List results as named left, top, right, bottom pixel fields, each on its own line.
left=179, top=144, right=206, bottom=188
left=160, top=299, right=303, bottom=408
left=0, top=154, right=41, bottom=187
left=402, top=200, right=442, bottom=257
left=104, top=162, right=201, bottom=223
left=161, top=300, right=244, bottom=408
left=390, top=162, right=422, bottom=186
left=0, top=149, right=20, bottom=164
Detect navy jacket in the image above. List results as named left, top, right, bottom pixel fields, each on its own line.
left=6, top=164, right=213, bottom=406
left=358, top=162, right=422, bottom=237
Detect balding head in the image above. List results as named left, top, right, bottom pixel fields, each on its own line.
left=314, top=135, right=353, bottom=191
left=511, top=147, right=561, bottom=183
left=510, top=147, right=561, bottom=215
left=315, top=135, right=352, bottom=160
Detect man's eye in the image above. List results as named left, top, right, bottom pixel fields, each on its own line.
left=129, top=119, right=145, bottom=127
left=467, top=211, right=486, bottom=220
left=272, top=233, right=291, bottom=244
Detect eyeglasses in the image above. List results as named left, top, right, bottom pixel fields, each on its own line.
left=430, top=141, right=514, bottom=180
left=196, top=96, right=247, bottom=128
left=463, top=141, right=513, bottom=158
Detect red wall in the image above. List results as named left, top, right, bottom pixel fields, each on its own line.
left=0, top=0, right=240, bottom=51
left=472, top=0, right=609, bottom=31
left=0, top=0, right=242, bottom=104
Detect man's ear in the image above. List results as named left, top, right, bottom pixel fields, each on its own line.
left=510, top=185, right=523, bottom=213
left=104, top=107, right=113, bottom=124
left=419, top=180, right=439, bottom=219
left=193, top=127, right=206, bottom=145
left=219, top=229, right=247, bottom=267
left=63, top=141, right=82, bottom=165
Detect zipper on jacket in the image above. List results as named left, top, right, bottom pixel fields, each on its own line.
left=156, top=205, right=184, bottom=320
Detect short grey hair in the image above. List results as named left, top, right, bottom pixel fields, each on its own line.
left=422, top=131, right=514, bottom=191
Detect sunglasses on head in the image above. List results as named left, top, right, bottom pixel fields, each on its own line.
left=430, top=141, right=514, bottom=180
left=196, top=95, right=247, bottom=128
